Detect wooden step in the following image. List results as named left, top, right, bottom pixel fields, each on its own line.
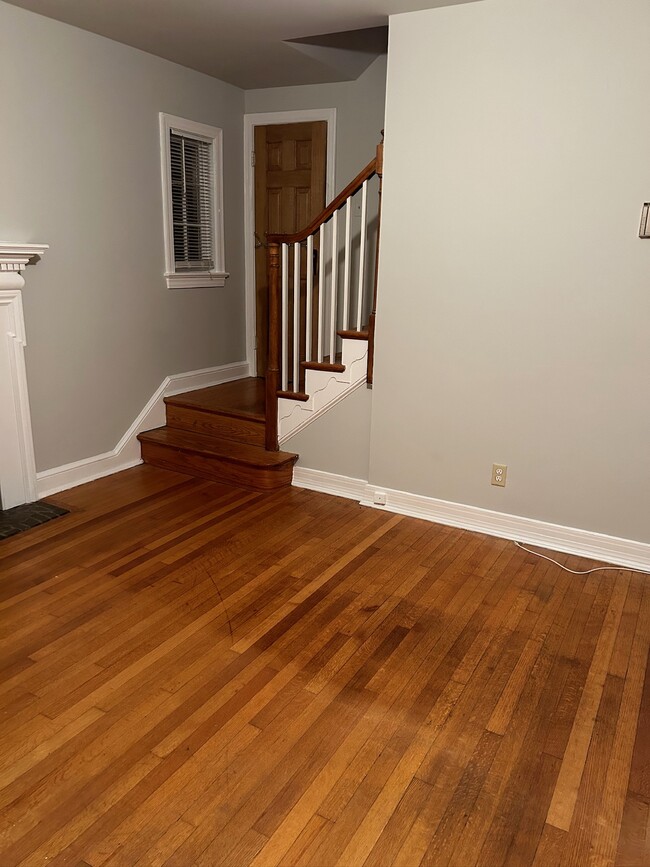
left=164, top=376, right=266, bottom=447
left=165, top=377, right=265, bottom=421
left=138, top=427, right=297, bottom=491
left=165, top=403, right=265, bottom=446
left=337, top=329, right=369, bottom=341
left=277, top=390, right=309, bottom=401
left=301, top=361, right=346, bottom=373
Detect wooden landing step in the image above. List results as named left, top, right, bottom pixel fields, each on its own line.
left=165, top=377, right=266, bottom=445
left=138, top=428, right=297, bottom=491
left=166, top=377, right=266, bottom=419
left=138, top=377, right=298, bottom=491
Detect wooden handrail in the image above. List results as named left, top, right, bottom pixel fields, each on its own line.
left=266, top=157, right=378, bottom=246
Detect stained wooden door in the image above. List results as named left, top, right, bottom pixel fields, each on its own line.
left=254, top=121, right=327, bottom=376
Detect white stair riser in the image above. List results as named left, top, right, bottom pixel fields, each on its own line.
left=278, top=338, right=368, bottom=444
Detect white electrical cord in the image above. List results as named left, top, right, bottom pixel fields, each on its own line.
left=514, top=541, right=650, bottom=576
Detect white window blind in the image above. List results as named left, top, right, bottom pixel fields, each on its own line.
left=170, top=132, right=214, bottom=272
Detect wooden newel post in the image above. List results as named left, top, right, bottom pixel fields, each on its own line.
left=367, top=134, right=384, bottom=387
left=265, top=242, right=281, bottom=451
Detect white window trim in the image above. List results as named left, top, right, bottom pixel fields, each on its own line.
left=159, top=112, right=228, bottom=289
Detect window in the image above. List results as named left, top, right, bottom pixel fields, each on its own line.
left=159, top=113, right=228, bottom=289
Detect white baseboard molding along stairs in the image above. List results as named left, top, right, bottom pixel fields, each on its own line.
left=36, top=361, right=249, bottom=498
left=292, top=466, right=650, bottom=573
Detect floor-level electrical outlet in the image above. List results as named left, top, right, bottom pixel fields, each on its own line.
left=373, top=491, right=387, bottom=506
left=491, top=464, right=507, bottom=487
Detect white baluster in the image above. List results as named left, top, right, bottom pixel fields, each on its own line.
left=356, top=180, right=368, bottom=331
left=306, top=234, right=313, bottom=362
left=293, top=241, right=300, bottom=392
left=329, top=210, right=338, bottom=362
left=281, top=243, right=288, bottom=392
left=318, top=224, right=325, bottom=363
left=342, top=198, right=352, bottom=331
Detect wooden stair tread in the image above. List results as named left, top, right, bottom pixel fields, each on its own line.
left=165, top=377, right=265, bottom=422
left=277, top=390, right=310, bottom=401
left=337, top=329, right=369, bottom=340
left=301, top=361, right=346, bottom=372
left=138, top=427, right=296, bottom=468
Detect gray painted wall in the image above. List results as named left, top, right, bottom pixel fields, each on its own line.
left=370, top=0, right=650, bottom=542
left=285, top=386, right=372, bottom=481
left=0, top=1, right=246, bottom=471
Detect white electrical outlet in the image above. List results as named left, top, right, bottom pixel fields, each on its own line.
left=491, top=464, right=507, bottom=487
left=373, top=491, right=387, bottom=506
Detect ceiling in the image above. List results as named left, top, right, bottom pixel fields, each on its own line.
left=4, top=0, right=479, bottom=89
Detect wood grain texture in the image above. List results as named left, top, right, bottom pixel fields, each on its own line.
left=266, top=157, right=377, bottom=246
left=166, top=378, right=266, bottom=420
left=337, top=330, right=369, bottom=341
left=140, top=377, right=289, bottom=479
left=301, top=361, right=346, bottom=373
left=166, top=405, right=265, bottom=446
left=0, top=464, right=647, bottom=867
left=138, top=416, right=297, bottom=491
left=255, top=122, right=326, bottom=382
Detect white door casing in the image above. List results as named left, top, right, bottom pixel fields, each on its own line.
left=0, top=243, right=48, bottom=509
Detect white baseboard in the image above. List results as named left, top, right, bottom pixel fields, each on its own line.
left=36, top=360, right=249, bottom=498
left=292, top=467, right=367, bottom=501
left=293, top=467, right=650, bottom=572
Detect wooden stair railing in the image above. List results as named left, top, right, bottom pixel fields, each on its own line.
left=265, top=137, right=384, bottom=451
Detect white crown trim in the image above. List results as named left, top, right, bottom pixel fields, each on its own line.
left=0, top=243, right=49, bottom=272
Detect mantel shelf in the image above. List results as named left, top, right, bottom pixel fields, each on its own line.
left=0, top=243, right=49, bottom=273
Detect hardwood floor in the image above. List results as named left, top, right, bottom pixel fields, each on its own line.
left=0, top=465, right=648, bottom=867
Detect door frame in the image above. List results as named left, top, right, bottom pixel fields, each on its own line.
left=243, top=108, right=337, bottom=376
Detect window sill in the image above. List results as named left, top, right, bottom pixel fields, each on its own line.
left=165, top=271, right=229, bottom=290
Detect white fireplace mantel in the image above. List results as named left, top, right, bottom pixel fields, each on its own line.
left=0, top=243, right=49, bottom=289
left=0, top=242, right=48, bottom=509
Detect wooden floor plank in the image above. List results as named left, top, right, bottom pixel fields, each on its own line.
left=615, top=616, right=650, bottom=867
left=545, top=575, right=630, bottom=832
left=0, top=465, right=646, bottom=867
left=590, top=581, right=650, bottom=866
left=615, top=794, right=649, bottom=867
left=563, top=673, right=625, bottom=867
left=421, top=561, right=592, bottom=867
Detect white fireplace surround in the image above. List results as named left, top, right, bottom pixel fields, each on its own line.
left=0, top=243, right=48, bottom=510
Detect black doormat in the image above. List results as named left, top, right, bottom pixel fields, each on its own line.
left=0, top=501, right=69, bottom=540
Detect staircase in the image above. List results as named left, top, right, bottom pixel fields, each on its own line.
left=277, top=328, right=370, bottom=443
left=139, top=138, right=383, bottom=490
left=138, top=377, right=297, bottom=490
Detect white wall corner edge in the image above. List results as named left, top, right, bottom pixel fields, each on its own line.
left=293, top=467, right=650, bottom=572
left=36, top=360, right=250, bottom=499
